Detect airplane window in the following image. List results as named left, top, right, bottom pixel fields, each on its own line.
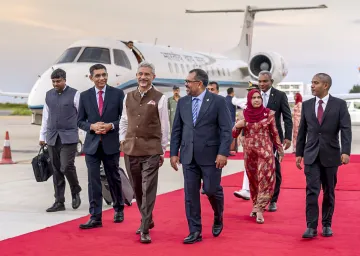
left=78, top=47, right=111, bottom=64
left=175, top=63, right=179, bottom=73
left=168, top=63, right=173, bottom=73
left=186, top=64, right=190, bottom=71
left=56, top=47, right=81, bottom=64
left=222, top=68, right=226, bottom=76
left=227, top=69, right=231, bottom=76
left=211, top=67, right=215, bottom=76
left=180, top=64, right=185, bottom=74
left=217, top=68, right=221, bottom=76
left=113, top=49, right=131, bottom=69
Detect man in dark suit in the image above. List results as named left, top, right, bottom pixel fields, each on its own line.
left=296, top=73, right=351, bottom=238
left=77, top=64, right=125, bottom=229
left=257, top=70, right=293, bottom=212
left=170, top=69, right=232, bottom=244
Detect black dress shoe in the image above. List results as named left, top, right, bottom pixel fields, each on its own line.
left=268, top=202, right=277, bottom=212
left=136, top=221, right=154, bottom=234
left=46, top=202, right=65, bottom=212
left=302, top=228, right=318, bottom=238
left=201, top=189, right=206, bottom=195
left=183, top=232, right=202, bottom=244
left=140, top=232, right=152, bottom=243
left=212, top=218, right=223, bottom=237
left=72, top=193, right=81, bottom=209
left=114, top=211, right=124, bottom=223
left=322, top=227, right=333, bottom=237
left=79, top=219, right=102, bottom=229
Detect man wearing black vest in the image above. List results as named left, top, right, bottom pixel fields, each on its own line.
left=120, top=61, right=169, bottom=244
left=39, top=68, right=82, bottom=212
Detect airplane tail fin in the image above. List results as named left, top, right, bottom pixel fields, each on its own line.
left=185, top=5, right=327, bottom=61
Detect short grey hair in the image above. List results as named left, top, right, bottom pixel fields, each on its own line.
left=138, top=61, right=155, bottom=74
left=258, top=70, right=272, bottom=79
left=314, top=73, right=332, bottom=88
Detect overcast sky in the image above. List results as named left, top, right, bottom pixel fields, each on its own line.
left=0, top=0, right=359, bottom=102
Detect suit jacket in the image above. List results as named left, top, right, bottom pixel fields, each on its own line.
left=296, top=95, right=352, bottom=167
left=170, top=90, right=233, bottom=165
left=265, top=87, right=293, bottom=142
left=78, top=85, right=125, bottom=155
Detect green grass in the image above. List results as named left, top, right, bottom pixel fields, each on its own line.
left=0, top=103, right=28, bottom=109
left=0, top=103, right=31, bottom=116
left=10, top=108, right=32, bottom=116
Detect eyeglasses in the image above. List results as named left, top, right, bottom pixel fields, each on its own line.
left=184, top=80, right=200, bottom=84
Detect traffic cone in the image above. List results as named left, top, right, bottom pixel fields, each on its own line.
left=0, top=131, right=15, bottom=164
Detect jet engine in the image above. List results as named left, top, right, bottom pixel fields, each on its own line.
left=248, top=52, right=288, bottom=84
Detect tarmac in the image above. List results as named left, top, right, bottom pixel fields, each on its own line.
left=0, top=116, right=359, bottom=241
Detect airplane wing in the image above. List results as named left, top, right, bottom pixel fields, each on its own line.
left=0, top=90, right=29, bottom=99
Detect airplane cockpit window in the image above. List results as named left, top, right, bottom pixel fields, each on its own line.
left=354, top=102, right=360, bottom=109
left=56, top=47, right=81, bottom=64
left=77, top=47, right=111, bottom=64
left=113, top=49, right=131, bottom=69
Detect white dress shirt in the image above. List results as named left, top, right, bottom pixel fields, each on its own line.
left=119, top=87, right=169, bottom=155
left=315, top=93, right=329, bottom=117
left=95, top=85, right=106, bottom=106
left=94, top=85, right=114, bottom=130
left=261, top=87, right=272, bottom=107
left=39, top=86, right=80, bottom=142
left=231, top=96, right=247, bottom=109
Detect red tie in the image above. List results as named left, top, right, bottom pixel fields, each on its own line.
left=98, top=90, right=104, bottom=116
left=317, top=99, right=323, bottom=124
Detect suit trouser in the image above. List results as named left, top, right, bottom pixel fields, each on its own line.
left=124, top=154, right=160, bottom=234
left=47, top=136, right=81, bottom=203
left=183, top=159, right=224, bottom=233
left=305, top=157, right=338, bottom=229
left=85, top=143, right=124, bottom=220
left=271, top=154, right=282, bottom=203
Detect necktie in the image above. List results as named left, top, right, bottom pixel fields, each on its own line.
left=263, top=93, right=268, bottom=107
left=192, top=98, right=199, bottom=125
left=317, top=99, right=324, bottom=124
left=98, top=90, right=104, bottom=116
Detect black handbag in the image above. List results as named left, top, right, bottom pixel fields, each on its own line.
left=31, top=145, right=54, bottom=182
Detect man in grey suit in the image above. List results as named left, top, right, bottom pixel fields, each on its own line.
left=170, top=69, right=232, bottom=244
left=296, top=73, right=351, bottom=239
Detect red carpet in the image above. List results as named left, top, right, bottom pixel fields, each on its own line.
left=1, top=162, right=360, bottom=255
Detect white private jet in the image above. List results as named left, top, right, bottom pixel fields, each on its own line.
left=0, top=4, right=329, bottom=125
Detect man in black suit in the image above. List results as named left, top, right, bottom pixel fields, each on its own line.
left=77, top=64, right=125, bottom=229
left=170, top=69, right=232, bottom=244
left=257, top=70, right=293, bottom=212
left=296, top=73, right=351, bottom=238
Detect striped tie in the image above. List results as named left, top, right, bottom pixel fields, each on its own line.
left=192, top=98, right=199, bottom=125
